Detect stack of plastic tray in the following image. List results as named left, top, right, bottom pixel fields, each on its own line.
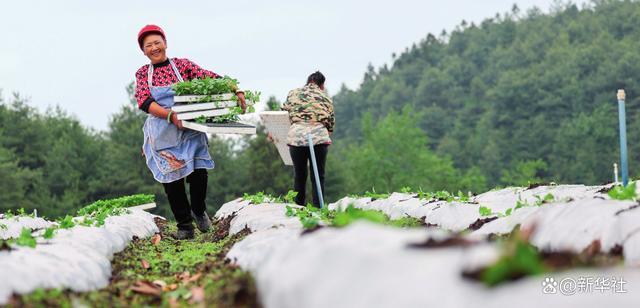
left=172, top=93, right=256, bottom=135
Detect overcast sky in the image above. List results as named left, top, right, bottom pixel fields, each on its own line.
left=0, top=0, right=588, bottom=131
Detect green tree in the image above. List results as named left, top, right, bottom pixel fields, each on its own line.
left=343, top=107, right=484, bottom=194
left=0, top=141, right=38, bottom=213
left=500, top=159, right=549, bottom=186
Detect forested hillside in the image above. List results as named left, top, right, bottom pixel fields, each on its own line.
left=2, top=0, right=639, bottom=218
left=333, top=0, right=640, bottom=187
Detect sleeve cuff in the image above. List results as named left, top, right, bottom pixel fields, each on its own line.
left=139, top=97, right=154, bottom=113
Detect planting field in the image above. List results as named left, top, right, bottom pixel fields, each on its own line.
left=1, top=203, right=257, bottom=306
left=223, top=184, right=640, bottom=308
left=3, top=184, right=640, bottom=307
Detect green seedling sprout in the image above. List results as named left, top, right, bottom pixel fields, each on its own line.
left=608, top=182, right=637, bottom=201
left=479, top=206, right=493, bottom=217
left=16, top=228, right=37, bottom=248
left=283, top=190, right=298, bottom=203
left=43, top=227, right=56, bottom=240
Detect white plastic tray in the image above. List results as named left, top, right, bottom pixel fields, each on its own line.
left=176, top=108, right=232, bottom=120
left=173, top=93, right=235, bottom=103
left=260, top=111, right=293, bottom=165
left=171, top=101, right=237, bottom=113
left=182, top=121, right=257, bottom=135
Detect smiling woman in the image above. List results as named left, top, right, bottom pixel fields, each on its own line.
left=134, top=24, right=247, bottom=240
left=138, top=27, right=167, bottom=64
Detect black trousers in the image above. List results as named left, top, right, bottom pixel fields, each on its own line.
left=289, top=144, right=329, bottom=207
left=162, top=168, right=208, bottom=230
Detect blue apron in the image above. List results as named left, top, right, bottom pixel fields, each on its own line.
left=142, top=59, right=214, bottom=183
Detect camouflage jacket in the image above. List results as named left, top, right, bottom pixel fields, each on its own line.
left=282, top=83, right=335, bottom=146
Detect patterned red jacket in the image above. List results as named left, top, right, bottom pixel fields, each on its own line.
left=134, top=58, right=220, bottom=112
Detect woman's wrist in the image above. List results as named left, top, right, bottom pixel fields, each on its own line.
left=166, top=110, right=174, bottom=123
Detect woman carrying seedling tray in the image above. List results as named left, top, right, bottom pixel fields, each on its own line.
left=133, top=24, right=246, bottom=239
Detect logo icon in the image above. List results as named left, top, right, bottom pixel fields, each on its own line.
left=542, top=277, right=558, bottom=294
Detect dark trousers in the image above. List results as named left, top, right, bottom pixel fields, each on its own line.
left=162, top=168, right=208, bottom=230
left=289, top=144, right=329, bottom=207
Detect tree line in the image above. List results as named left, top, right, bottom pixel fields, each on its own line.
left=2, top=0, right=638, bottom=218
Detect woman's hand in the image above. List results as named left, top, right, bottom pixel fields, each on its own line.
left=148, top=102, right=183, bottom=129
left=171, top=112, right=184, bottom=130
left=266, top=132, right=277, bottom=144
left=236, top=92, right=247, bottom=114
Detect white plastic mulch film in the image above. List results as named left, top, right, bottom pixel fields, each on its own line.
left=0, top=209, right=158, bottom=304
left=220, top=184, right=640, bottom=308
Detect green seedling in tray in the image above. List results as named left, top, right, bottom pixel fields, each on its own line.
left=173, top=76, right=260, bottom=124
left=193, top=105, right=257, bottom=124
left=173, top=76, right=238, bottom=96
left=172, top=76, right=261, bottom=103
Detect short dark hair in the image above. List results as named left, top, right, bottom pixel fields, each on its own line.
left=307, top=71, right=325, bottom=86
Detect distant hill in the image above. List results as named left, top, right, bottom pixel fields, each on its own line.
left=332, top=0, right=640, bottom=186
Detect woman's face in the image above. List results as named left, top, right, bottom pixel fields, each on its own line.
left=142, top=34, right=167, bottom=64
